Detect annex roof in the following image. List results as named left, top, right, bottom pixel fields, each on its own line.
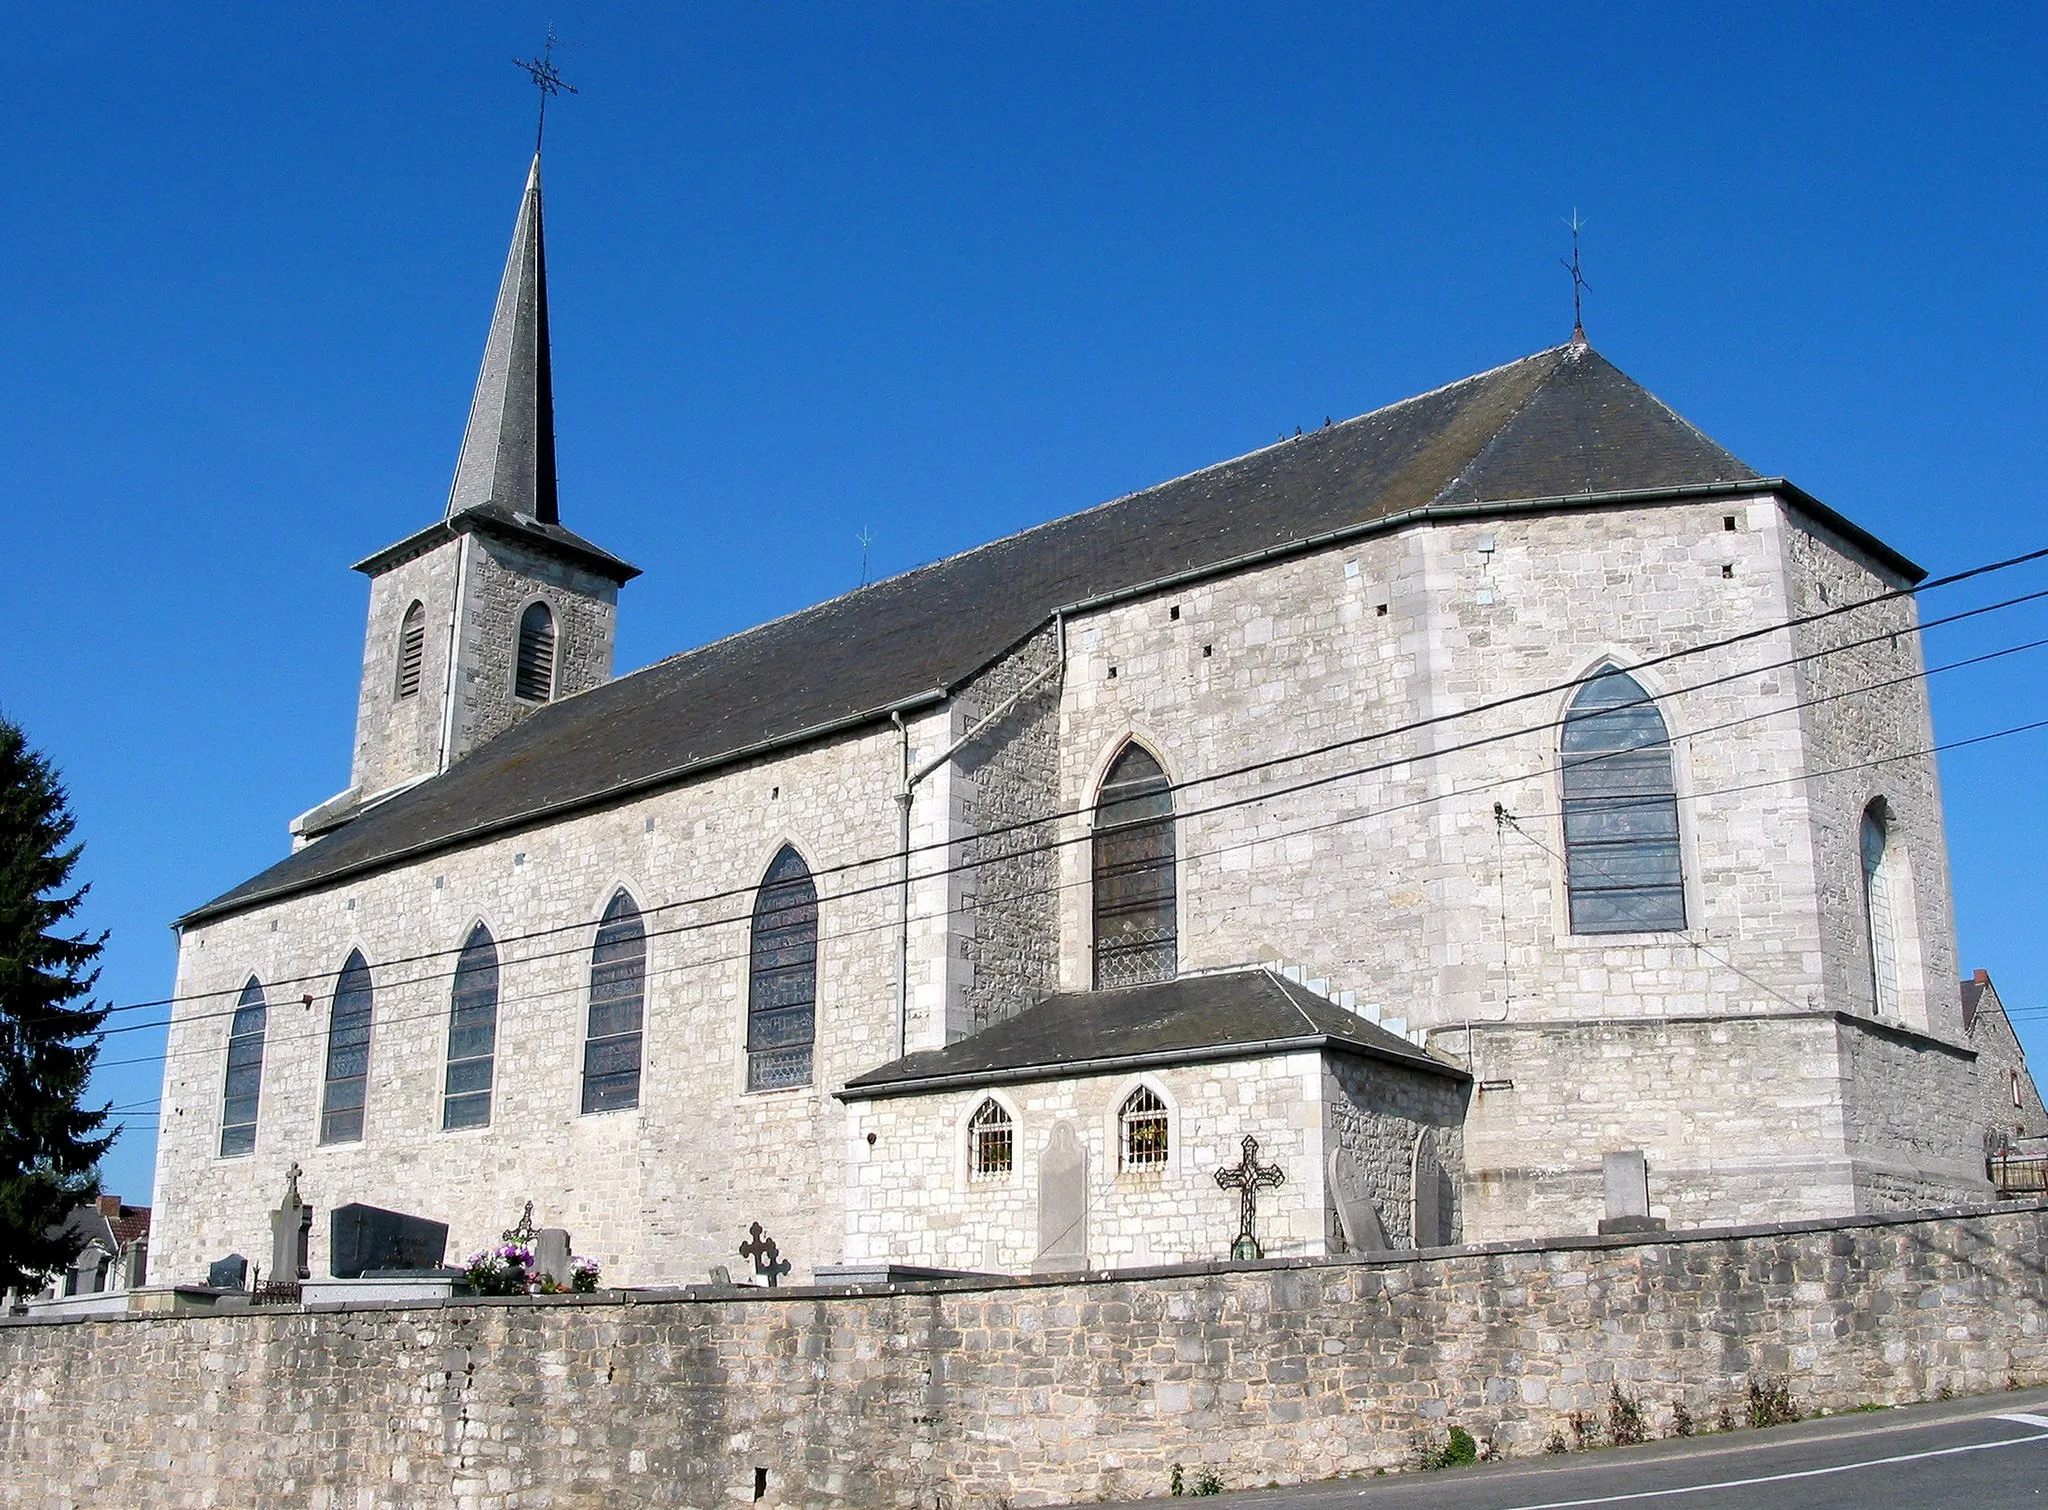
left=181, top=339, right=1914, bottom=926
left=837, top=969, right=1467, bottom=1100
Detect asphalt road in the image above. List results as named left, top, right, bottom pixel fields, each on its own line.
left=1166, top=1386, right=2048, bottom=1509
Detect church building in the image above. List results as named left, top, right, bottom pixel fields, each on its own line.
left=149, top=150, right=1990, bottom=1287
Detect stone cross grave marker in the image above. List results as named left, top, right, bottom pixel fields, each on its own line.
left=1033, top=1121, right=1088, bottom=1273
left=268, top=1162, right=312, bottom=1282
left=1215, top=1134, right=1285, bottom=1261
left=740, top=1223, right=791, bottom=1287
left=1325, top=1149, right=1390, bottom=1255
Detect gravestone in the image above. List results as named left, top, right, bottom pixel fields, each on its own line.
left=534, top=1228, right=572, bottom=1289
left=1325, top=1149, right=1390, bottom=1254
left=269, top=1162, right=312, bottom=1282
left=119, top=1239, right=147, bottom=1290
left=329, top=1203, right=449, bottom=1279
left=1598, top=1149, right=1666, bottom=1234
left=1412, top=1139, right=1443, bottom=1248
left=1033, top=1122, right=1088, bottom=1273
left=206, top=1253, right=248, bottom=1291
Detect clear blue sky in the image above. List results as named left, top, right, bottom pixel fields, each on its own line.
left=6, top=5, right=2046, bottom=1204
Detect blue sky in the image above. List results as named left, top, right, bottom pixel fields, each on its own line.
left=6, top=5, right=2046, bottom=1204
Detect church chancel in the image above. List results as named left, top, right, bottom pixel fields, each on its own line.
left=149, top=142, right=1990, bottom=1289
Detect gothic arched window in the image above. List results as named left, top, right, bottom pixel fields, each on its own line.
left=395, top=600, right=427, bottom=700
left=583, top=890, right=647, bottom=1114
left=969, top=1098, right=1013, bottom=1179
left=747, top=845, right=817, bottom=1091
left=1561, top=669, right=1686, bottom=934
left=319, top=951, right=375, bottom=1144
left=515, top=600, right=556, bottom=702
left=1092, top=744, right=1177, bottom=987
left=218, top=977, right=267, bottom=1157
left=1119, top=1084, right=1170, bottom=1170
left=442, top=924, right=500, bottom=1130
left=1861, top=800, right=1900, bottom=1018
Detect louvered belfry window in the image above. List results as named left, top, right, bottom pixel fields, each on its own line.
left=395, top=600, right=426, bottom=699
left=442, top=924, right=500, bottom=1130
left=747, top=845, right=818, bottom=1091
left=319, top=951, right=375, bottom=1144
left=1092, top=744, right=1178, bottom=987
left=1861, top=801, right=1900, bottom=1018
left=515, top=601, right=556, bottom=702
left=1561, top=669, right=1687, bottom=934
left=583, top=890, right=647, bottom=1114
left=218, top=977, right=268, bottom=1157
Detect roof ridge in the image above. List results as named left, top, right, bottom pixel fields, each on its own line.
left=1265, top=968, right=1330, bottom=1037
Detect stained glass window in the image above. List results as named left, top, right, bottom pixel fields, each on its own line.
left=1861, top=801, right=1900, bottom=1018
left=442, top=925, right=499, bottom=1130
left=583, top=890, right=647, bottom=1113
left=1092, top=745, right=1177, bottom=987
left=319, top=951, right=375, bottom=1144
left=747, top=846, right=817, bottom=1090
left=1561, top=670, right=1686, bottom=934
left=218, top=977, right=267, bottom=1157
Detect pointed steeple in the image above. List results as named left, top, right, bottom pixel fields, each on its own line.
left=446, top=154, right=559, bottom=525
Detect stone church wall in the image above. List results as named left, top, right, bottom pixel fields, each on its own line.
left=1321, top=1054, right=1467, bottom=1250
left=449, top=534, right=618, bottom=761
left=8, top=1200, right=2048, bottom=1509
left=350, top=541, right=462, bottom=798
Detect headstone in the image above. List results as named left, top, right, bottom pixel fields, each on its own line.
left=1326, top=1149, right=1390, bottom=1255
left=269, top=1162, right=312, bottom=1282
left=207, top=1253, right=249, bottom=1290
left=535, top=1228, right=572, bottom=1289
left=329, top=1203, right=449, bottom=1279
left=120, top=1238, right=148, bottom=1290
left=1033, top=1121, right=1088, bottom=1273
left=1412, top=1139, right=1443, bottom=1248
left=709, top=1265, right=733, bottom=1288
left=1598, top=1149, right=1667, bottom=1235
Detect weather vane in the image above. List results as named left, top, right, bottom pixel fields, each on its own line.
left=514, top=27, right=579, bottom=154
left=1561, top=209, right=1590, bottom=342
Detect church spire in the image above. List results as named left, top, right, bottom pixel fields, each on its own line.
left=445, top=154, right=559, bottom=525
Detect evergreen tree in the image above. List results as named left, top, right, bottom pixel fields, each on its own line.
left=0, top=714, right=112, bottom=1293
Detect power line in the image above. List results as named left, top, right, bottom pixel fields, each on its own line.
left=71, top=544, right=2048, bottom=1028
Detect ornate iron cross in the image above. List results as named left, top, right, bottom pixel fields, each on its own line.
left=740, top=1222, right=791, bottom=1288
left=1214, top=1134, right=1285, bottom=1261
left=502, top=1201, right=539, bottom=1245
left=514, top=28, right=579, bottom=153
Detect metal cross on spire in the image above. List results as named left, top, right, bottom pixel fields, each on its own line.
left=514, top=27, right=579, bottom=154
left=1562, top=209, right=1591, bottom=344
left=1214, top=1134, right=1286, bottom=1261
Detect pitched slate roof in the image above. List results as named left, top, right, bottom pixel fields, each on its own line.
left=838, top=969, right=1467, bottom=1099
left=181, top=340, right=1889, bottom=926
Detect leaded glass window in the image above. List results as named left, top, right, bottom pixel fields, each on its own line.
left=218, top=977, right=267, bottom=1157
left=319, top=951, right=375, bottom=1144
left=1861, top=801, right=1900, bottom=1018
left=1092, top=744, right=1177, bottom=987
left=515, top=601, right=555, bottom=702
left=395, top=600, right=426, bottom=699
left=969, top=1099, right=1013, bottom=1179
left=442, top=924, right=499, bottom=1130
left=747, top=846, right=817, bottom=1090
left=1119, top=1085, right=1169, bottom=1170
left=583, top=890, right=647, bottom=1113
left=1561, top=670, right=1686, bottom=934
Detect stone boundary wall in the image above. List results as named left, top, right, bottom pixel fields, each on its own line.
left=6, top=1200, right=2048, bottom=1509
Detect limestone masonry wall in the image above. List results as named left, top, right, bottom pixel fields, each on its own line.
left=8, top=1201, right=2048, bottom=1510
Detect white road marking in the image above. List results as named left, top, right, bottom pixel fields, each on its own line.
left=1416, top=1426, right=2048, bottom=1510
left=1995, top=1412, right=2048, bottom=1429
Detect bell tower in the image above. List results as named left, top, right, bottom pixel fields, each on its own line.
left=292, top=153, right=639, bottom=848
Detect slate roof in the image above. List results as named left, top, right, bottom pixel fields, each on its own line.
left=837, top=969, right=1468, bottom=1099
left=181, top=339, right=1909, bottom=926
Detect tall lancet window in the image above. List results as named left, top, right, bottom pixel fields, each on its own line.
left=395, top=600, right=427, bottom=700
left=218, top=977, right=268, bottom=1157
left=1092, top=744, right=1177, bottom=987
left=1561, top=669, right=1687, bottom=934
left=442, top=925, right=500, bottom=1130
left=515, top=601, right=556, bottom=702
left=1861, top=801, right=1901, bottom=1018
left=583, top=891, right=647, bottom=1114
left=747, top=846, right=818, bottom=1091
left=319, top=951, right=375, bottom=1145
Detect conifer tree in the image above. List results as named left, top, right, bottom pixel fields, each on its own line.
left=0, top=714, right=113, bottom=1293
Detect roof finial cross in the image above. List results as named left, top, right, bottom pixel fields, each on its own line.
left=1562, top=208, right=1590, bottom=344
left=514, top=27, right=579, bottom=155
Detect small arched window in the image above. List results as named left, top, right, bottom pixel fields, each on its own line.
left=319, top=951, right=375, bottom=1145
left=1561, top=669, right=1686, bottom=934
left=1092, top=744, right=1177, bottom=987
left=218, top=977, right=267, bottom=1157
left=1119, top=1085, right=1170, bottom=1170
left=515, top=601, right=556, bottom=702
left=583, top=890, right=647, bottom=1114
left=747, top=845, right=818, bottom=1091
left=442, top=924, right=499, bottom=1130
left=395, top=600, right=427, bottom=699
left=1861, top=801, right=1900, bottom=1018
left=969, top=1098, right=1013, bottom=1179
